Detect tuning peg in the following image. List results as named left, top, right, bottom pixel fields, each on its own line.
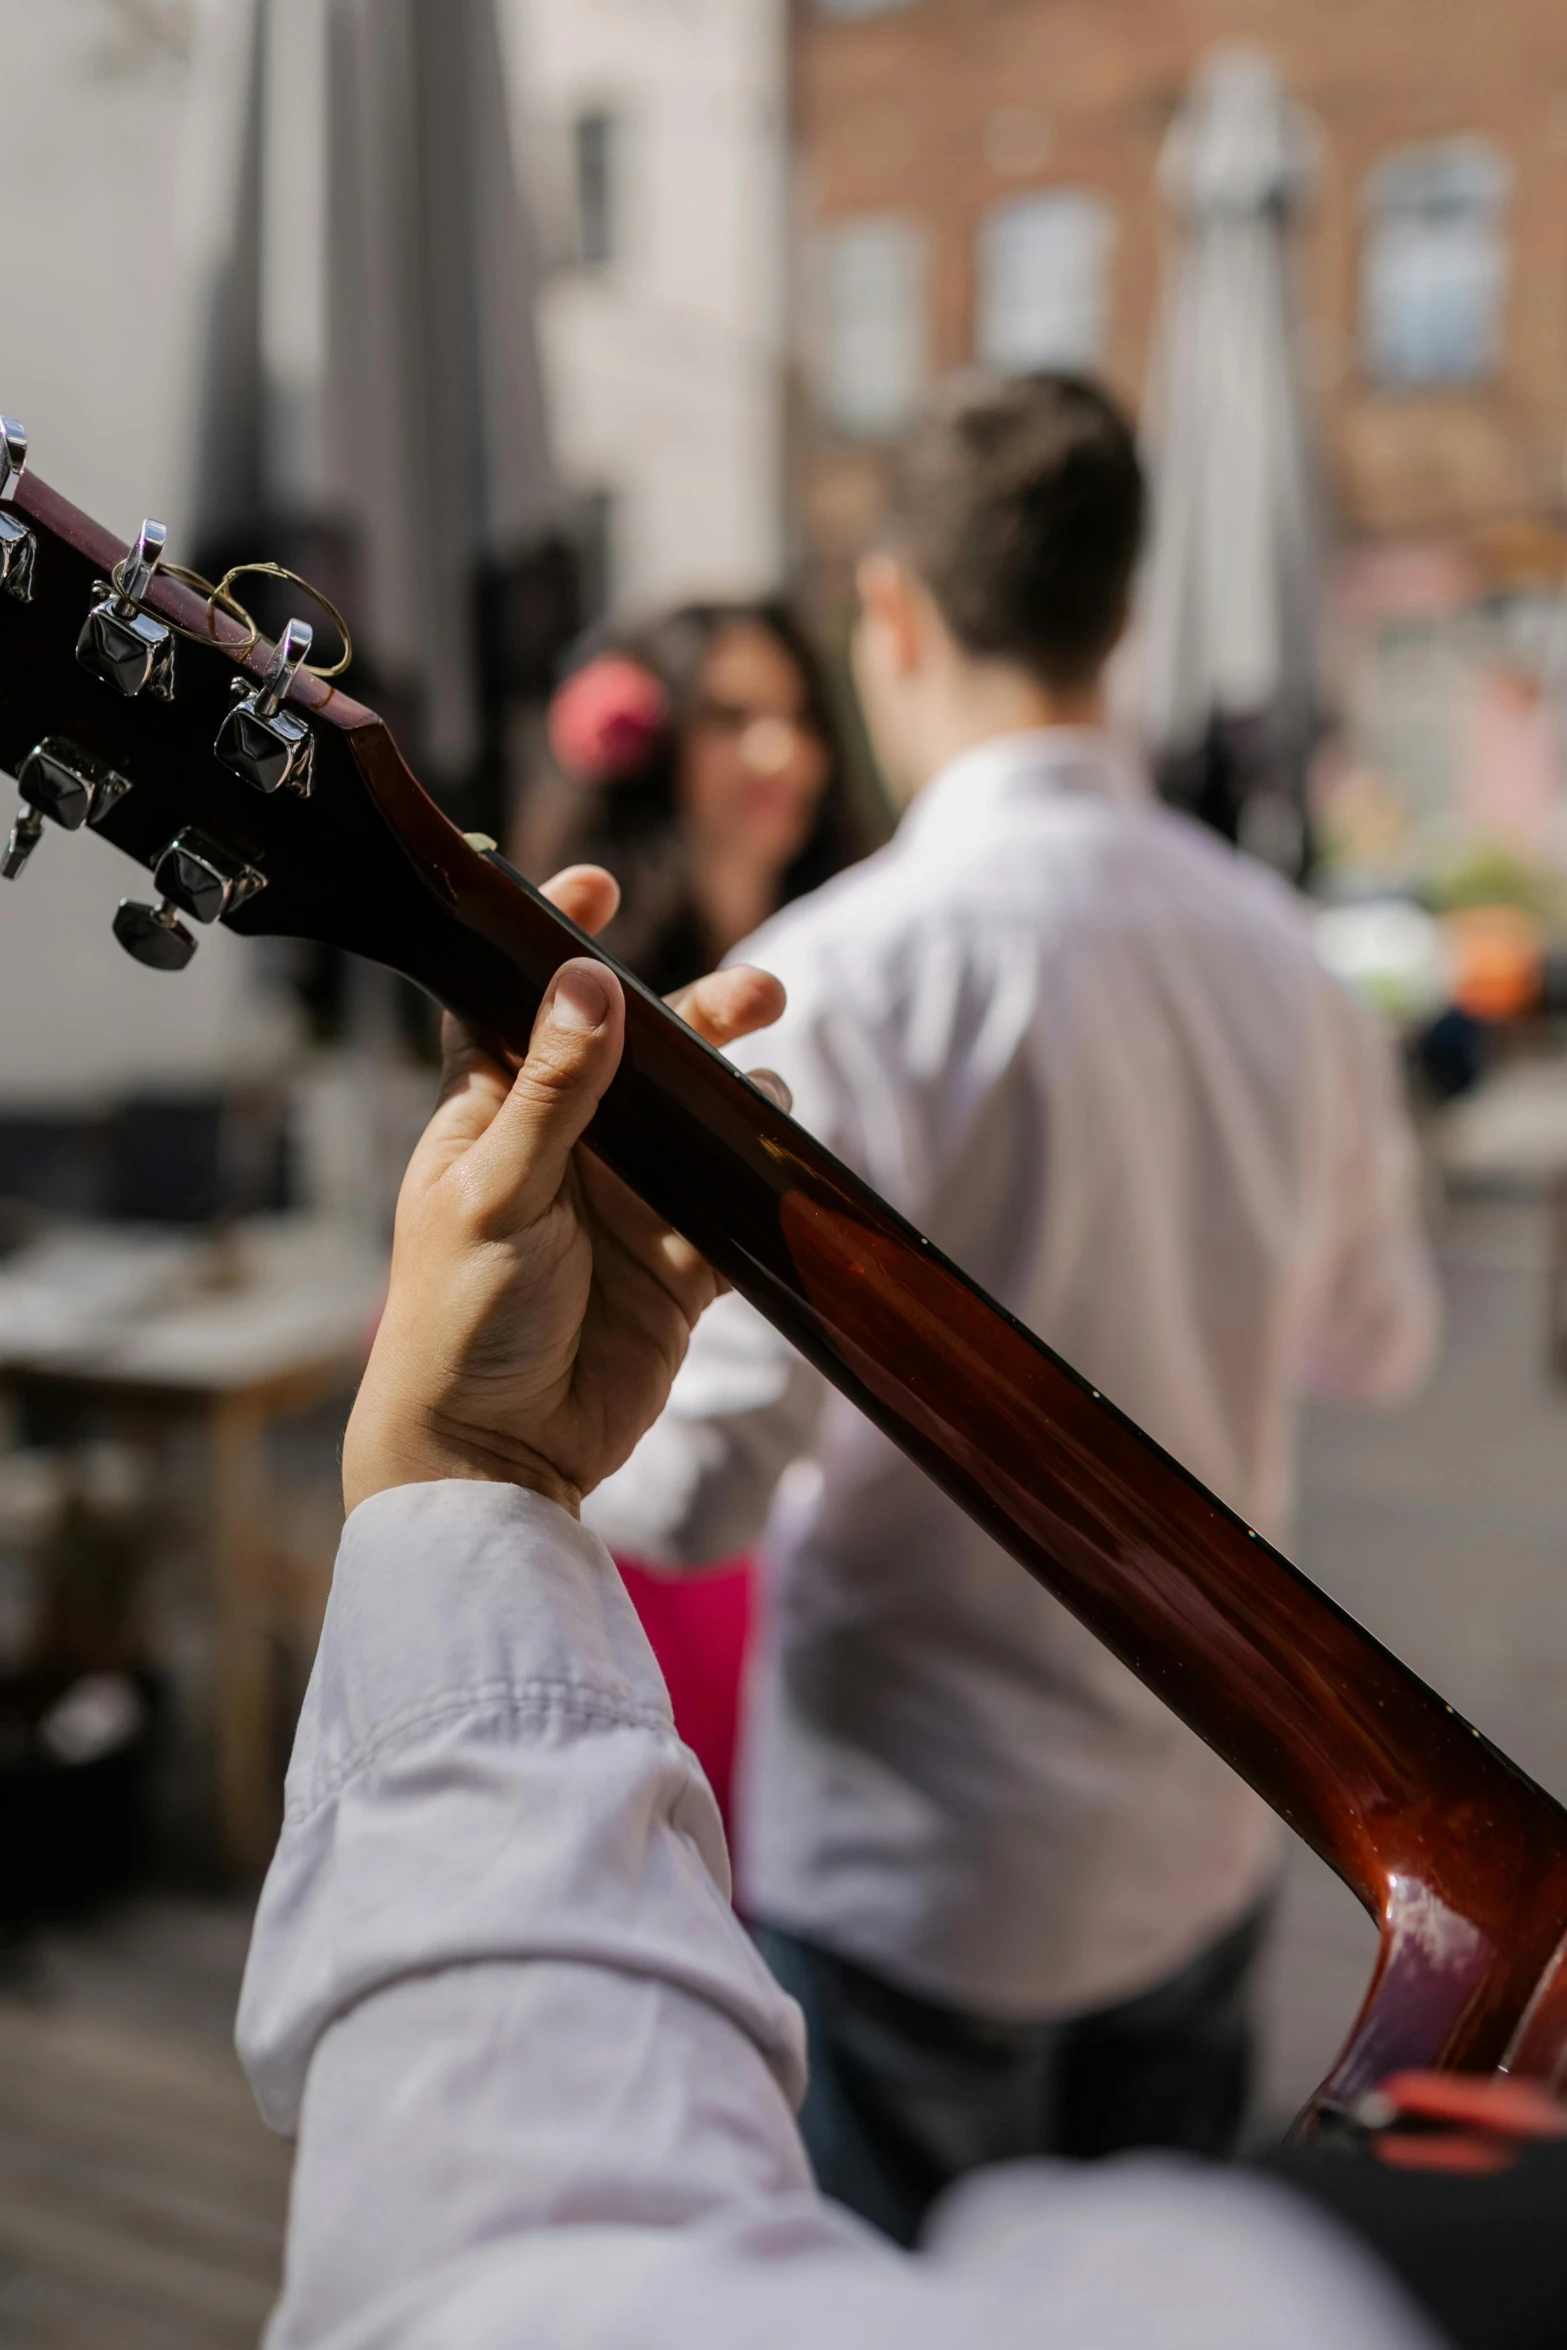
left=4, top=743, right=121, bottom=879
left=112, top=829, right=265, bottom=970
left=0, top=420, right=36, bottom=603
left=0, top=739, right=132, bottom=880
left=78, top=519, right=176, bottom=699
left=215, top=617, right=315, bottom=795
left=1, top=808, right=41, bottom=879
left=112, top=898, right=196, bottom=971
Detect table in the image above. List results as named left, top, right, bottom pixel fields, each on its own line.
left=0, top=1219, right=386, bottom=1874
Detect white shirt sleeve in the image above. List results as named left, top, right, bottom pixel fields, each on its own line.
left=240, top=1480, right=1439, bottom=2350
left=1302, top=980, right=1440, bottom=1404
left=584, top=1288, right=825, bottom=1566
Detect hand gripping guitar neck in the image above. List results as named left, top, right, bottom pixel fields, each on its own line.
left=3, top=444, right=1567, bottom=2126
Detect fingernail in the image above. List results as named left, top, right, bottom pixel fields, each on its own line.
left=750, top=1068, right=793, bottom=1113
left=545, top=962, right=613, bottom=1034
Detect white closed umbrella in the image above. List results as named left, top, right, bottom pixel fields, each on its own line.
left=1140, top=47, right=1322, bottom=868
left=188, top=0, right=563, bottom=788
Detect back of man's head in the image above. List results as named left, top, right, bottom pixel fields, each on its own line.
left=887, top=372, right=1145, bottom=694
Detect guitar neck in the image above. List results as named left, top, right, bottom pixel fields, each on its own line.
left=357, top=726, right=1567, bottom=2091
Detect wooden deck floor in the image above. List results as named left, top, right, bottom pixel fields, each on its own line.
left=0, top=1899, right=288, bottom=2350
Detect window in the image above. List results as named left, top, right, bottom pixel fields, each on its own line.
left=1361, top=139, right=1511, bottom=388
left=573, top=109, right=619, bottom=269
left=817, top=217, right=928, bottom=438
left=976, top=189, right=1114, bottom=375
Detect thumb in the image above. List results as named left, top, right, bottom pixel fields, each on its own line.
left=465, top=959, right=625, bottom=1227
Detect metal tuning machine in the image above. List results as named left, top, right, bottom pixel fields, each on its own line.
left=216, top=617, right=315, bottom=795
left=0, top=420, right=35, bottom=602
left=1, top=738, right=132, bottom=879
left=77, top=519, right=177, bottom=699
left=113, top=829, right=265, bottom=972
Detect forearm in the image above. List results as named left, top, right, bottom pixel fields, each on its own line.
left=239, top=1482, right=804, bottom=2138
left=271, top=1961, right=816, bottom=2348
left=1302, top=981, right=1439, bottom=1406
left=245, top=1485, right=822, bottom=2341
left=585, top=1413, right=801, bottom=1569
left=1305, top=1234, right=1439, bottom=1405
left=242, top=1484, right=1437, bottom=2350
left=585, top=1293, right=824, bottom=1568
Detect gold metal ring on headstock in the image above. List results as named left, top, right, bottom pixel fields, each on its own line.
left=107, top=557, right=259, bottom=656
left=163, top=564, right=259, bottom=654
left=210, top=562, right=353, bottom=679
left=106, top=555, right=352, bottom=680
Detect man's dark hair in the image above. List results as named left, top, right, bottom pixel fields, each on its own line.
left=887, top=371, right=1145, bottom=691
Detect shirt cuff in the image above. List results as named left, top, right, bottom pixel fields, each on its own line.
left=237, top=1480, right=806, bottom=2134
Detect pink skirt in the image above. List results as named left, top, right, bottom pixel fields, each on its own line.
left=616, top=1556, right=754, bottom=1841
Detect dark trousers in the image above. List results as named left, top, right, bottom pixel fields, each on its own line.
left=753, top=1903, right=1270, bottom=2248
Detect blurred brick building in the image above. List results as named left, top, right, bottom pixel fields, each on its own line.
left=792, top=0, right=1567, bottom=880
left=792, top=0, right=1567, bottom=592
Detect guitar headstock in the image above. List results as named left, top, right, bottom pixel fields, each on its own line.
left=0, top=421, right=585, bottom=1062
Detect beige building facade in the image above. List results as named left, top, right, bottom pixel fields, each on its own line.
left=510, top=0, right=791, bottom=614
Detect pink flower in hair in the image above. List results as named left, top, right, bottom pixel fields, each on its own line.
left=548, top=655, right=670, bottom=784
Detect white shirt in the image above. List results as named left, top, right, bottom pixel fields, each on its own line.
left=239, top=1480, right=1437, bottom=2350
left=587, top=730, right=1437, bottom=2020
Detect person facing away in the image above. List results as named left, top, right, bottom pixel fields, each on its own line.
left=534, top=600, right=869, bottom=1824
left=537, top=598, right=868, bottom=998
left=585, top=370, right=1440, bottom=2242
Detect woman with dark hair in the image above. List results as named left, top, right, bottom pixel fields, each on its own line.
left=542, top=599, right=866, bottom=998
left=537, top=598, right=869, bottom=1834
